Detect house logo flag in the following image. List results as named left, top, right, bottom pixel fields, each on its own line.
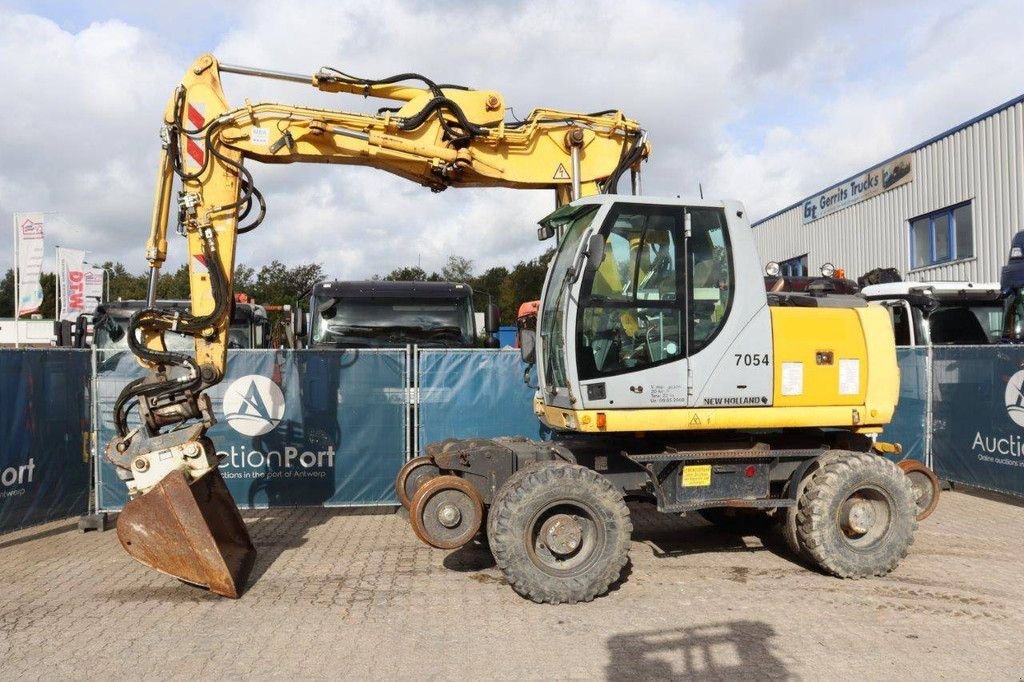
left=16, top=213, right=45, bottom=316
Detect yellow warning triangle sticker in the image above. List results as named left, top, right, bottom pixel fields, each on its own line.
left=553, top=163, right=571, bottom=180
left=689, top=413, right=701, bottom=426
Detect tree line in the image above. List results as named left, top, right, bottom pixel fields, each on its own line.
left=375, top=252, right=554, bottom=324
left=0, top=251, right=552, bottom=325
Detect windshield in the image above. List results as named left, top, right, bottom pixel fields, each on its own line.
left=929, top=303, right=1004, bottom=344
left=311, top=296, right=474, bottom=345
left=540, top=205, right=600, bottom=389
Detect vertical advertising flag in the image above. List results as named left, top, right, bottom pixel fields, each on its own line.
left=84, top=266, right=105, bottom=314
left=57, top=248, right=87, bottom=321
left=15, top=213, right=45, bottom=316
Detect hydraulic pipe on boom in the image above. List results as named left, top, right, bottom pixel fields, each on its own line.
left=107, top=53, right=648, bottom=597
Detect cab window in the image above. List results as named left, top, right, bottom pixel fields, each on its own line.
left=688, top=208, right=733, bottom=354
left=577, top=204, right=685, bottom=379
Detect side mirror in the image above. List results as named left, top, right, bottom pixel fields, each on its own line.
left=519, top=328, right=537, bottom=365
left=485, top=303, right=500, bottom=335
left=537, top=225, right=555, bottom=241
left=584, top=233, right=606, bottom=274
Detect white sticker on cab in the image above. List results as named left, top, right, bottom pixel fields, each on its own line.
left=781, top=362, right=803, bottom=396
left=839, top=358, right=860, bottom=395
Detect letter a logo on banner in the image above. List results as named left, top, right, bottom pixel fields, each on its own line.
left=1004, top=370, right=1024, bottom=427
left=222, top=375, right=285, bottom=436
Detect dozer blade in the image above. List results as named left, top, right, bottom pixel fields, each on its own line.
left=116, top=467, right=256, bottom=598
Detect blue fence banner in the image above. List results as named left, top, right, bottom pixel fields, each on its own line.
left=417, top=349, right=547, bottom=452
left=930, top=346, right=1024, bottom=498
left=882, top=348, right=930, bottom=466
left=0, top=350, right=91, bottom=533
left=96, top=349, right=408, bottom=511
left=10, top=341, right=1024, bottom=534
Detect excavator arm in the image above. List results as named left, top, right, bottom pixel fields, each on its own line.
left=107, top=54, right=648, bottom=597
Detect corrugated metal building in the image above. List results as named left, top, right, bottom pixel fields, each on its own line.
left=751, top=95, right=1024, bottom=283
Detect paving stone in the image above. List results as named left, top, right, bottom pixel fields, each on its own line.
left=0, top=492, right=1021, bottom=679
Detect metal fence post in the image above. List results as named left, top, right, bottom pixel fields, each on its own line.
left=924, top=345, right=934, bottom=471
left=77, top=345, right=109, bottom=531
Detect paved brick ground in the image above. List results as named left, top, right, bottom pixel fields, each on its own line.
left=1, top=490, right=1021, bottom=680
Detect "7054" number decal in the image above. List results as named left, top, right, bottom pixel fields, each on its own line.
left=735, top=353, right=769, bottom=366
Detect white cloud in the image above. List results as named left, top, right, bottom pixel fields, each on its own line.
left=712, top=0, right=1024, bottom=221
left=1, top=0, right=1022, bottom=285
left=0, top=10, right=178, bottom=271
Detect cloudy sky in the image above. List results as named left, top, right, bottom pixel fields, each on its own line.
left=2, top=0, right=1023, bottom=281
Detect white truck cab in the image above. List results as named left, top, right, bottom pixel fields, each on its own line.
left=860, top=281, right=1003, bottom=346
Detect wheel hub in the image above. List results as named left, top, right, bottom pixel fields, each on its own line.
left=436, top=502, right=462, bottom=528
left=540, top=513, right=583, bottom=556
left=841, top=498, right=877, bottom=535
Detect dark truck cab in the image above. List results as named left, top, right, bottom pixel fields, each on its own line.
left=1001, top=230, right=1024, bottom=342
left=303, top=280, right=498, bottom=349
left=91, top=299, right=271, bottom=350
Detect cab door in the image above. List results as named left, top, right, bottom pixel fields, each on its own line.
left=574, top=203, right=689, bottom=410
left=683, top=205, right=774, bottom=408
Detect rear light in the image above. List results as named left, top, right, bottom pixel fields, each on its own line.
left=744, top=465, right=756, bottom=478
left=596, top=412, right=607, bottom=429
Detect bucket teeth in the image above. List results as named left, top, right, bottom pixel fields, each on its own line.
left=116, top=467, right=256, bottom=598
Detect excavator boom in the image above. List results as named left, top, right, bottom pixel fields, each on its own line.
left=108, top=54, right=648, bottom=597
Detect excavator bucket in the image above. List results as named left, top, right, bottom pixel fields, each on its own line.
left=116, top=467, right=256, bottom=598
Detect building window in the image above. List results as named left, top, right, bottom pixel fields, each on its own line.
left=909, top=202, right=973, bottom=270
left=779, top=254, right=808, bottom=277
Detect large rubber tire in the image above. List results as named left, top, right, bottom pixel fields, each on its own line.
left=486, top=460, right=551, bottom=541
left=797, top=452, right=917, bottom=578
left=488, top=462, right=632, bottom=604
left=781, top=451, right=843, bottom=562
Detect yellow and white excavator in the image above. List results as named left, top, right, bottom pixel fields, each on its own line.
left=113, top=54, right=916, bottom=606
left=106, top=54, right=649, bottom=597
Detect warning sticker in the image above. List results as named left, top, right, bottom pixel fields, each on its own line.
left=781, top=362, right=803, bottom=396
left=682, top=465, right=712, bottom=487
left=839, top=358, right=860, bottom=395
left=192, top=254, right=209, bottom=274
left=553, top=163, right=571, bottom=180
left=251, top=127, right=269, bottom=145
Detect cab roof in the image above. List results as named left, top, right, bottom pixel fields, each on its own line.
left=311, top=280, right=473, bottom=299
left=860, top=281, right=1000, bottom=300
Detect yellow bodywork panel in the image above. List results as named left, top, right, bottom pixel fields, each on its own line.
left=770, top=307, right=866, bottom=407
left=538, top=303, right=899, bottom=434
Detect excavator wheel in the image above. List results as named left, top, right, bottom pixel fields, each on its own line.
left=116, top=467, right=256, bottom=598
left=897, top=459, right=941, bottom=521
left=796, top=452, right=917, bottom=579
left=409, top=475, right=484, bottom=550
left=395, top=456, right=441, bottom=509
left=488, top=462, right=632, bottom=605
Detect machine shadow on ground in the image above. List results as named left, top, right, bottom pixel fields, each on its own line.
left=627, top=502, right=791, bottom=558
left=0, top=521, right=77, bottom=550
left=605, top=620, right=791, bottom=680
left=436, top=501, right=805, bottom=594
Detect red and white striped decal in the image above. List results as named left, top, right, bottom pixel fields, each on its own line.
left=193, top=254, right=209, bottom=274
left=185, top=102, right=206, bottom=167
